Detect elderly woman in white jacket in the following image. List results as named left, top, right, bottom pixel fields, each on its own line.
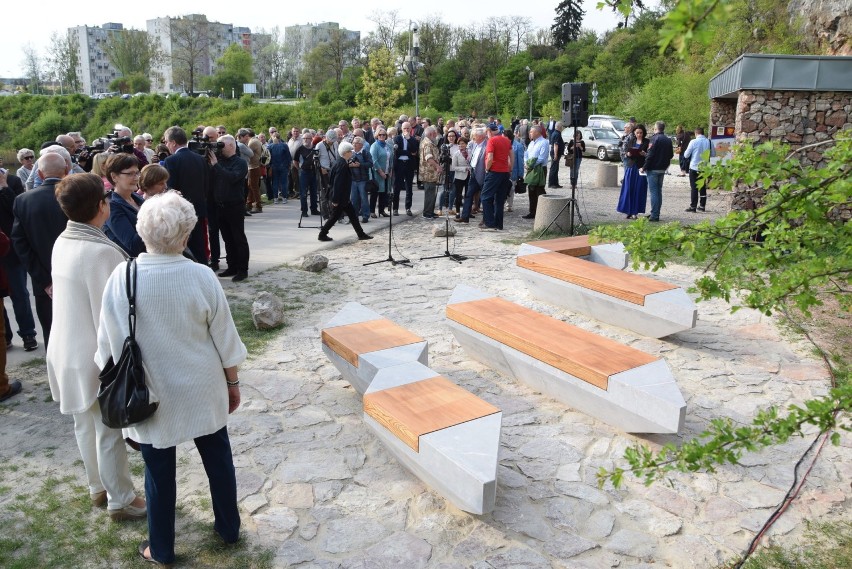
left=47, top=173, right=147, bottom=521
left=95, top=191, right=247, bottom=566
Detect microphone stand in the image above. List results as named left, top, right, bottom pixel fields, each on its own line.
left=364, top=173, right=411, bottom=267
left=421, top=146, right=466, bottom=263
left=537, top=122, right=584, bottom=238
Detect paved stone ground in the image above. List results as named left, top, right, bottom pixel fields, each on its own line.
left=1, top=162, right=848, bottom=568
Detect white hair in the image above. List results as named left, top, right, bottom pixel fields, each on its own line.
left=137, top=191, right=198, bottom=255
left=337, top=141, right=354, bottom=155
left=40, top=145, right=72, bottom=163
left=16, top=148, right=34, bottom=161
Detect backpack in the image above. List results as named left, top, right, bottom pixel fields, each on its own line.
left=259, top=145, right=271, bottom=166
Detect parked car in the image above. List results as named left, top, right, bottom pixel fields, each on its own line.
left=120, top=94, right=132, bottom=100
left=562, top=126, right=622, bottom=161
left=586, top=115, right=626, bottom=138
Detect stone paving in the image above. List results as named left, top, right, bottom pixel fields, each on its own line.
left=0, top=162, right=849, bottom=568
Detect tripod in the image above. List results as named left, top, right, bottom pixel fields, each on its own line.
left=364, top=175, right=411, bottom=267
left=421, top=151, right=466, bottom=263
left=537, top=123, right=586, bottom=239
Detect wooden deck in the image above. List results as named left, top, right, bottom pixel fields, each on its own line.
left=321, top=319, right=424, bottom=367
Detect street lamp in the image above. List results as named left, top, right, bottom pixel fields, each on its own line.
left=525, top=66, right=534, bottom=122
left=592, top=82, right=599, bottom=115
left=403, top=23, right=421, bottom=116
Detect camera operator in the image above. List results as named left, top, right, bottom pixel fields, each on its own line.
left=202, top=126, right=223, bottom=271
left=55, top=135, right=86, bottom=174
left=162, top=126, right=209, bottom=263
left=293, top=134, right=321, bottom=217
left=114, top=126, right=148, bottom=168
left=207, top=135, right=249, bottom=282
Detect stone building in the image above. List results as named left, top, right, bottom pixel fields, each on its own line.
left=708, top=53, right=851, bottom=211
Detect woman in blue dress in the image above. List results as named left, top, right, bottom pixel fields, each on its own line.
left=616, top=124, right=649, bottom=219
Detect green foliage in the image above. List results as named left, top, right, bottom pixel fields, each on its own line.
left=740, top=520, right=852, bottom=569
left=358, top=47, right=407, bottom=113
left=621, top=71, right=713, bottom=129
left=204, top=44, right=254, bottom=98
left=552, top=0, right=586, bottom=46
left=598, top=381, right=851, bottom=488
left=109, top=73, right=150, bottom=94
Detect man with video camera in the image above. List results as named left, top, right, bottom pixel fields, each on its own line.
left=208, top=135, right=249, bottom=282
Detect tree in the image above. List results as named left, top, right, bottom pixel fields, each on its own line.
left=552, top=0, right=586, bottom=46
left=102, top=28, right=163, bottom=83
left=21, top=44, right=42, bottom=94
left=205, top=44, right=253, bottom=98
left=109, top=74, right=150, bottom=94
left=45, top=32, right=80, bottom=94
left=301, top=30, right=361, bottom=94
left=364, top=10, right=403, bottom=55
left=357, top=47, right=406, bottom=113
left=171, top=16, right=210, bottom=94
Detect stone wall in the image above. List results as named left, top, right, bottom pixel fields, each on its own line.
left=716, top=89, right=850, bottom=211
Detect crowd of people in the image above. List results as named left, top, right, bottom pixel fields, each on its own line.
left=0, top=110, right=715, bottom=565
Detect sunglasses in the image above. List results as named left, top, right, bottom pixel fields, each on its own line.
left=22, top=155, right=35, bottom=160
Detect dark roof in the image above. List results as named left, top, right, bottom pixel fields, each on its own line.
left=709, top=53, right=852, bottom=99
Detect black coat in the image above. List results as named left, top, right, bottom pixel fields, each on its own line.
left=11, top=179, right=69, bottom=289
left=329, top=157, right=352, bottom=205
left=163, top=147, right=209, bottom=218
left=212, top=154, right=249, bottom=205
left=0, top=174, right=24, bottom=263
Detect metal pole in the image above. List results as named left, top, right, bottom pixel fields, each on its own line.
left=415, top=75, right=419, bottom=117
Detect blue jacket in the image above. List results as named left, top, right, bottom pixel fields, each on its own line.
left=104, top=192, right=145, bottom=257
left=511, top=140, right=525, bottom=181
left=268, top=141, right=292, bottom=172
left=370, top=140, right=394, bottom=192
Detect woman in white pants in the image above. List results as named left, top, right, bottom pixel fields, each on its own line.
left=47, top=173, right=146, bottom=521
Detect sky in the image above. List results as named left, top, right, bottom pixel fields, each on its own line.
left=1, top=0, right=630, bottom=78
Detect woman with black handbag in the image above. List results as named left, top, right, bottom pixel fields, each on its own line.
left=47, top=173, right=147, bottom=521
left=96, top=191, right=247, bottom=566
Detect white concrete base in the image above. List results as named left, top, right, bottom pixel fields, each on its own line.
left=365, top=362, right=501, bottom=515
left=518, top=241, right=629, bottom=270
left=446, top=286, right=686, bottom=434
left=533, top=195, right=572, bottom=232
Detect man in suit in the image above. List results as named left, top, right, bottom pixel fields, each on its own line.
left=393, top=122, right=419, bottom=216
left=10, top=153, right=70, bottom=349
left=456, top=126, right=488, bottom=224
left=0, top=170, right=37, bottom=351
left=163, top=126, right=209, bottom=262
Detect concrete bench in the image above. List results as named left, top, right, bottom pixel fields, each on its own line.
left=446, top=285, right=685, bottom=434
left=322, top=303, right=502, bottom=515
left=525, top=235, right=629, bottom=269
left=517, top=243, right=697, bottom=338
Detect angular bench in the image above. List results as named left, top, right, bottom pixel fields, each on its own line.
left=446, top=285, right=685, bottom=434
left=322, top=303, right=502, bottom=515
left=525, top=235, right=629, bottom=269
left=517, top=243, right=697, bottom=338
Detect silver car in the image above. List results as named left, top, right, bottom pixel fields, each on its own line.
left=562, top=127, right=622, bottom=161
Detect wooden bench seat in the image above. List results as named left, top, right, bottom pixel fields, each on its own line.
left=524, top=236, right=629, bottom=269
left=446, top=285, right=685, bottom=434
left=446, top=296, right=657, bottom=390
left=322, top=302, right=502, bottom=514
left=517, top=246, right=697, bottom=338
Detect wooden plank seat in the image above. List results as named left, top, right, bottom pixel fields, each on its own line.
left=517, top=244, right=697, bottom=338
left=322, top=303, right=502, bottom=514
left=446, top=285, right=685, bottom=434
left=524, top=235, right=629, bottom=269
left=321, top=302, right=428, bottom=394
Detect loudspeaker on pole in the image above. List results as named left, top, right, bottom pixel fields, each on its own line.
left=561, top=83, right=589, bottom=128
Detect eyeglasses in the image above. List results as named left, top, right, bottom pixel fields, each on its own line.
left=22, top=155, right=35, bottom=160
left=144, top=138, right=153, bottom=142
left=377, top=134, right=387, bottom=137
left=119, top=171, right=141, bottom=177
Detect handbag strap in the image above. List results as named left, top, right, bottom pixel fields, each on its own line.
left=125, top=258, right=137, bottom=341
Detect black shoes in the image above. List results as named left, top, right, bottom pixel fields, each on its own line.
left=209, top=262, right=220, bottom=271
left=697, top=206, right=706, bottom=212
left=357, top=233, right=374, bottom=240
left=0, top=380, right=22, bottom=402
left=23, top=336, right=38, bottom=351
left=218, top=268, right=238, bottom=278
left=522, top=213, right=535, bottom=219
left=685, top=207, right=696, bottom=212
left=232, top=272, right=248, bottom=282
left=310, top=209, right=321, bottom=216
left=318, top=234, right=333, bottom=242
left=406, top=209, right=413, bottom=216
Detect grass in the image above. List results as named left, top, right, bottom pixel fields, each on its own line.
left=0, top=475, right=274, bottom=568
left=733, top=521, right=852, bottom=569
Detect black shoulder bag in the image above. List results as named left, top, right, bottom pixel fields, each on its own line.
left=97, top=259, right=158, bottom=428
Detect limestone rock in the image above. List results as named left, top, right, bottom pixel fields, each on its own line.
left=605, top=529, right=656, bottom=560
left=433, top=224, right=457, bottom=237
left=318, top=516, right=390, bottom=554
left=251, top=291, right=285, bottom=330
left=253, top=507, right=299, bottom=539
left=301, top=254, right=329, bottom=272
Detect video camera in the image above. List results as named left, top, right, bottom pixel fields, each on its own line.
left=439, top=143, right=452, bottom=166
left=188, top=128, right=224, bottom=156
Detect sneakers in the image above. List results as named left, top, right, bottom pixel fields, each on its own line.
left=0, top=380, right=22, bottom=402
left=23, top=335, right=38, bottom=351
left=109, top=501, right=147, bottom=521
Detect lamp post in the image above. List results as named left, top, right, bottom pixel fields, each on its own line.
left=592, top=82, right=599, bottom=115
left=404, top=23, right=421, bottom=116
left=525, top=66, right=534, bottom=122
